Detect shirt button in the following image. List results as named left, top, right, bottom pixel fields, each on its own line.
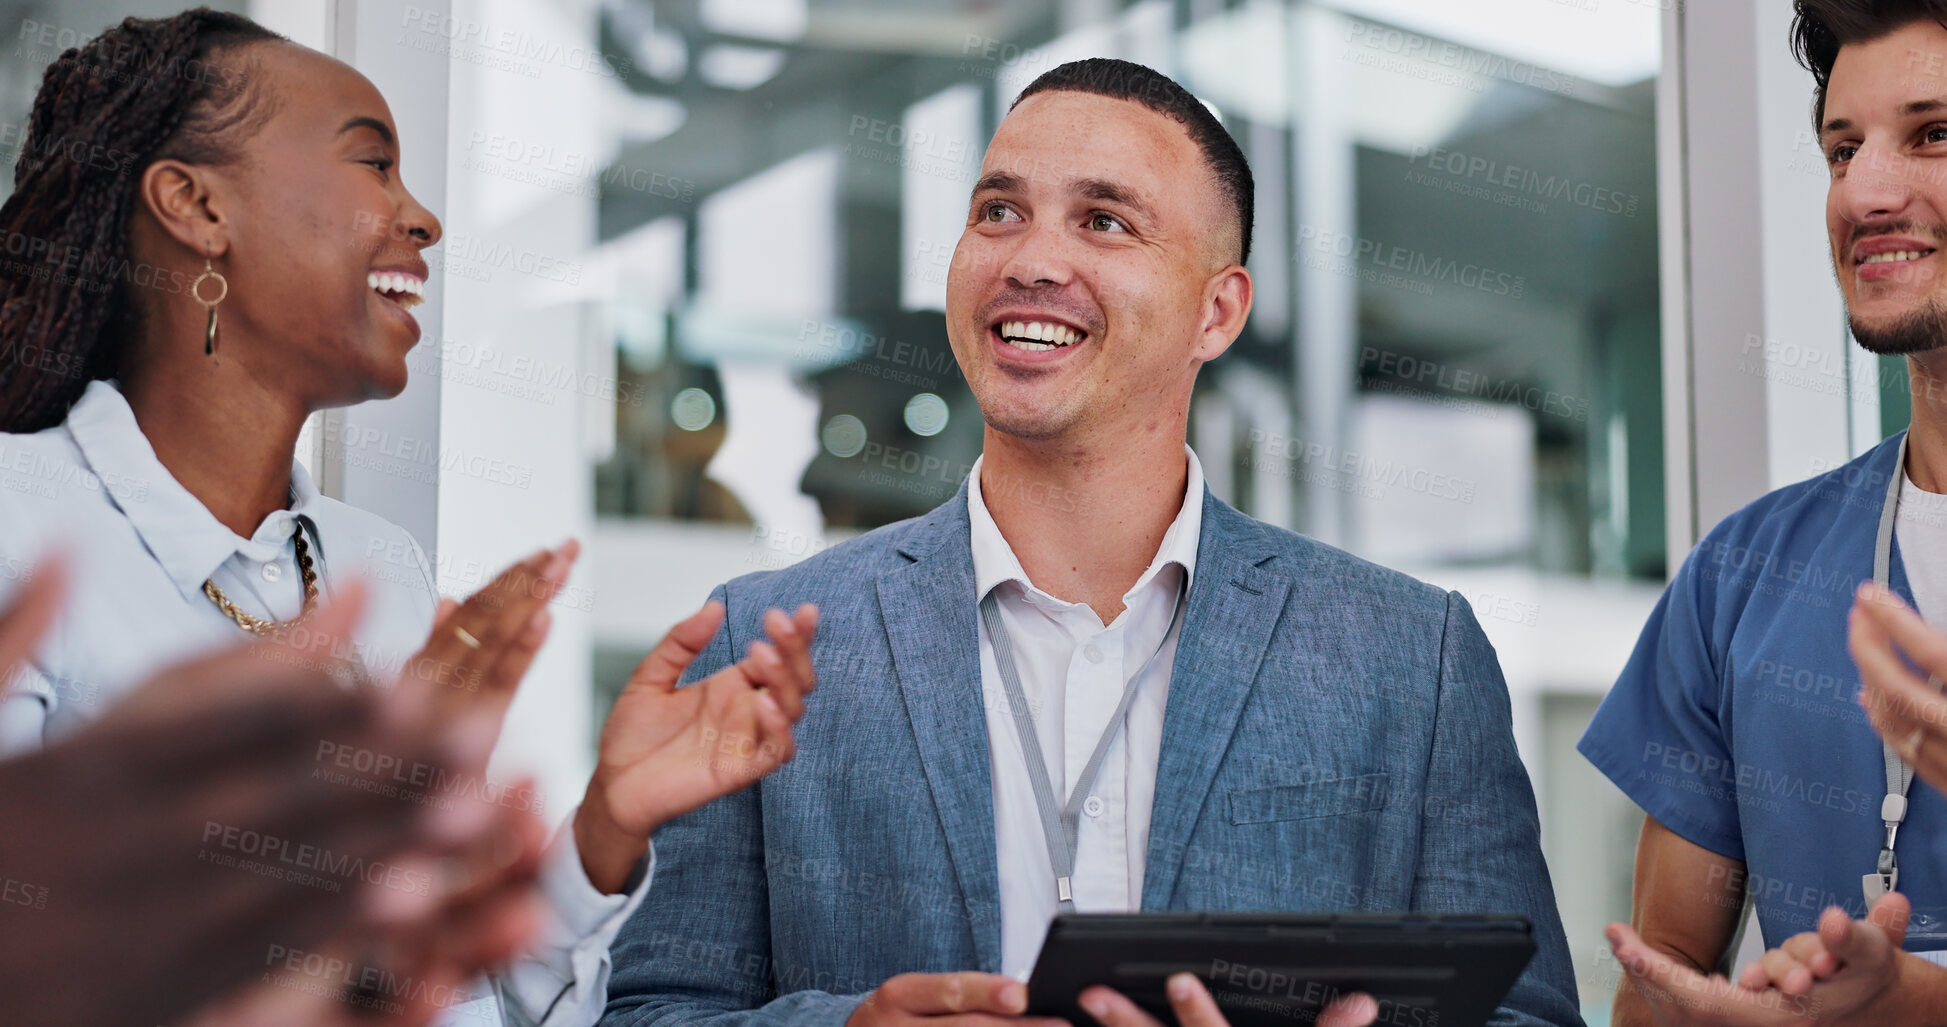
left=262, top=563, right=283, bottom=583
left=1083, top=795, right=1105, bottom=817
left=1083, top=644, right=1104, bottom=664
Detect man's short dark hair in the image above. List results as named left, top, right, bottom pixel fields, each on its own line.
left=1792, top=1, right=1947, bottom=129
left=1011, top=58, right=1254, bottom=267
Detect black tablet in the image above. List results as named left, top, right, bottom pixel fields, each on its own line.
left=1025, top=912, right=1536, bottom=1027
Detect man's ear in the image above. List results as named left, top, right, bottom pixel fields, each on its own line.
left=137, top=158, right=228, bottom=257
left=1193, top=264, right=1252, bottom=363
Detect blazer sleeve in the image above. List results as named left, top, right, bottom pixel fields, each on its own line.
left=598, top=585, right=868, bottom=1027
left=1412, top=592, right=1586, bottom=1027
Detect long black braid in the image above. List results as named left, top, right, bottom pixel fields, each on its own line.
left=0, top=8, right=282, bottom=432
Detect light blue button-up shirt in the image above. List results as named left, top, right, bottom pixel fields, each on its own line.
left=0, top=379, right=649, bottom=1027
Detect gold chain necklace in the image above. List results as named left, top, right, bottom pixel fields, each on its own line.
left=202, top=525, right=320, bottom=636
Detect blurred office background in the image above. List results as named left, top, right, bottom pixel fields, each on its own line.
left=0, top=0, right=1898, bottom=1020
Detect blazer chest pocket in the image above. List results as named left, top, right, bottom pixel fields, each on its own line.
left=1228, top=774, right=1390, bottom=825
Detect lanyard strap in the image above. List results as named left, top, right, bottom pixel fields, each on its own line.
left=978, top=575, right=1186, bottom=911
left=1870, top=434, right=1918, bottom=903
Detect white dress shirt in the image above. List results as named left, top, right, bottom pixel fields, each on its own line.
left=0, top=379, right=646, bottom=1027
left=967, top=446, right=1203, bottom=978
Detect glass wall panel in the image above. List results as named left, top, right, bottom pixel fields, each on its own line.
left=1, top=0, right=251, bottom=187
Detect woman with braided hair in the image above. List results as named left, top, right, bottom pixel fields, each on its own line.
left=0, top=9, right=820, bottom=1027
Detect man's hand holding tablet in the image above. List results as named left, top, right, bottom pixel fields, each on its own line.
left=843, top=971, right=1378, bottom=1027
left=846, top=972, right=1068, bottom=1025
left=1079, top=975, right=1378, bottom=1027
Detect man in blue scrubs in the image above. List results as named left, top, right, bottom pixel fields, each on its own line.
left=1580, top=2, right=1947, bottom=1023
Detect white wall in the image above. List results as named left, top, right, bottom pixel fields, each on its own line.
left=1669, top=0, right=1859, bottom=549
left=311, top=0, right=602, bottom=815
left=437, top=0, right=609, bottom=813
left=318, top=0, right=449, bottom=555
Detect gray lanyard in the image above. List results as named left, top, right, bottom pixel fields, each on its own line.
left=977, top=575, right=1186, bottom=911
left=1868, top=433, right=1930, bottom=904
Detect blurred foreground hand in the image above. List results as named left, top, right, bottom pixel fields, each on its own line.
left=0, top=567, right=545, bottom=1027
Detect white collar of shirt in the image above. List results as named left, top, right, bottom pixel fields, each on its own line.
left=968, top=445, right=1204, bottom=977
left=966, top=445, right=1204, bottom=609
left=64, top=379, right=323, bottom=600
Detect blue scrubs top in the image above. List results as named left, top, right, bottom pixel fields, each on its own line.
left=1579, top=432, right=1947, bottom=949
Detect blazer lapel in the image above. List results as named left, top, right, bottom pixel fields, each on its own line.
left=875, top=485, right=1004, bottom=971
left=1142, top=493, right=1291, bottom=909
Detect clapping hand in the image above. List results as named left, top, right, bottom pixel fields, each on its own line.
left=1850, top=582, right=1947, bottom=790
left=399, top=541, right=580, bottom=735
left=1604, top=892, right=1937, bottom=1026
left=574, top=600, right=820, bottom=893
left=0, top=574, right=546, bottom=1027
left=1728, top=892, right=1918, bottom=1021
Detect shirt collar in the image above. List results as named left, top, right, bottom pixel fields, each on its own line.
left=64, top=379, right=305, bottom=599
left=967, top=445, right=1204, bottom=608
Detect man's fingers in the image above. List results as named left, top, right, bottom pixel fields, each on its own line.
left=761, top=608, right=809, bottom=678
left=882, top=972, right=1029, bottom=1016
left=1818, top=893, right=1912, bottom=969
left=1858, top=583, right=1947, bottom=676
left=627, top=601, right=728, bottom=694
left=1852, top=611, right=1941, bottom=741
left=741, top=640, right=805, bottom=721
left=1733, top=952, right=1771, bottom=990
left=697, top=676, right=793, bottom=789
left=628, top=601, right=812, bottom=705
left=1866, top=891, right=1913, bottom=947
left=1317, top=993, right=1380, bottom=1027
left=0, top=555, right=65, bottom=685
left=1750, top=946, right=1812, bottom=996
left=1606, top=922, right=1687, bottom=998
left=1851, top=590, right=1947, bottom=728
left=763, top=605, right=819, bottom=701
left=1776, top=930, right=1838, bottom=980
left=1609, top=923, right=1806, bottom=1024
left=749, top=689, right=794, bottom=774
left=1163, top=974, right=1232, bottom=1027
left=1078, top=986, right=1165, bottom=1027
left=716, top=684, right=793, bottom=783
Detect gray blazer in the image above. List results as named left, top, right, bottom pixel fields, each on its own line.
left=600, top=487, right=1583, bottom=1027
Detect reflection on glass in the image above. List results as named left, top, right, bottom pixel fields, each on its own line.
left=588, top=2, right=1662, bottom=585
left=1, top=0, right=251, bottom=185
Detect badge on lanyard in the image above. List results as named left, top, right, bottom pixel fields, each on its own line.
left=1867, top=435, right=1919, bottom=907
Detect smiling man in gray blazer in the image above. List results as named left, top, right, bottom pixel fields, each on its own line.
left=599, top=58, right=1582, bottom=1027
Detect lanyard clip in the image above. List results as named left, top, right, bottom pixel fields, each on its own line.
left=1867, top=823, right=1902, bottom=904
left=1878, top=842, right=1899, bottom=896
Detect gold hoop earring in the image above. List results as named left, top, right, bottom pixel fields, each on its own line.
left=192, top=255, right=228, bottom=356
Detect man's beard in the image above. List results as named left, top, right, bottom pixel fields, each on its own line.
left=1851, top=296, right=1947, bottom=355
